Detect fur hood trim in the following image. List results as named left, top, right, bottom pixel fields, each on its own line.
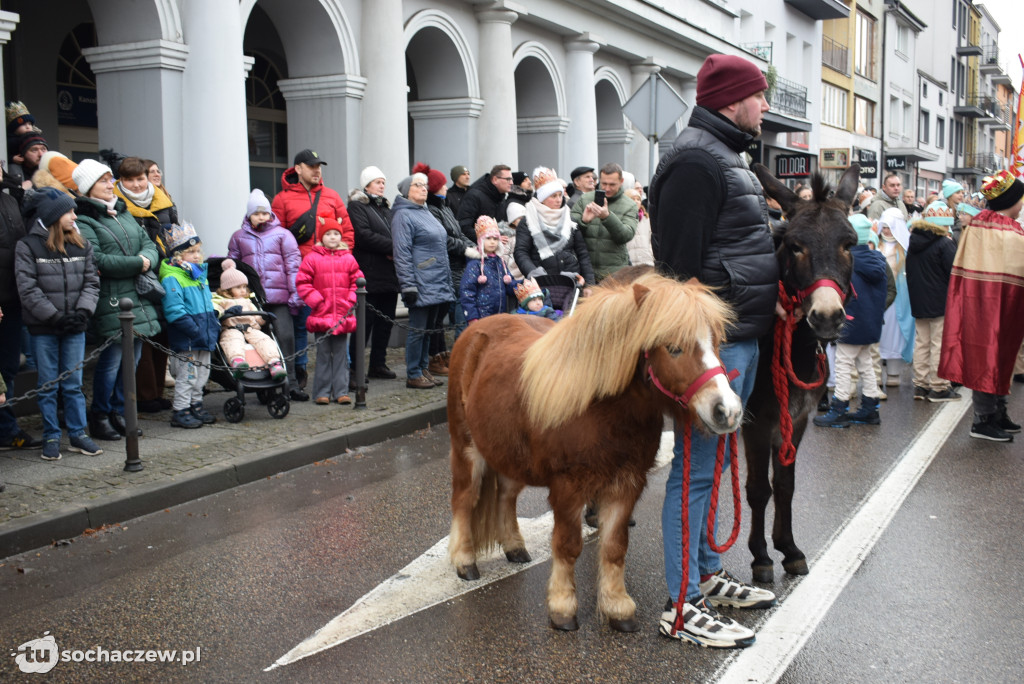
left=909, top=218, right=950, bottom=237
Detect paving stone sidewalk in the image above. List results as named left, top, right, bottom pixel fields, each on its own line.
left=0, top=349, right=448, bottom=558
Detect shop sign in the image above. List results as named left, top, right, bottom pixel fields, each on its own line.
left=884, top=156, right=907, bottom=170
left=819, top=148, right=850, bottom=169
left=775, top=154, right=812, bottom=178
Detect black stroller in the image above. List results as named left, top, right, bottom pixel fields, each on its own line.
left=206, top=257, right=290, bottom=422
left=534, top=274, right=583, bottom=316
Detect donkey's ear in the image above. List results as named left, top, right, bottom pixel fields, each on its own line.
left=632, top=283, right=651, bottom=307
left=834, top=164, right=861, bottom=208
left=753, top=163, right=799, bottom=218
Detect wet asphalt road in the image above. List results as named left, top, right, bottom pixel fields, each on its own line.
left=1, top=387, right=1022, bottom=683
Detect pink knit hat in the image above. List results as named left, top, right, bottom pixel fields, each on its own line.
left=219, top=259, right=248, bottom=291
left=474, top=216, right=510, bottom=285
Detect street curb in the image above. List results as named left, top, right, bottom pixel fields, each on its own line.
left=1, top=401, right=447, bottom=558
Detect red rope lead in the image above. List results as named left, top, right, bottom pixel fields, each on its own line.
left=706, top=432, right=741, bottom=553
left=771, top=282, right=828, bottom=466
left=672, top=424, right=740, bottom=633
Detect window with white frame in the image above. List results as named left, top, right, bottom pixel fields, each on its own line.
left=854, top=96, right=875, bottom=136
left=855, top=11, right=876, bottom=80
left=889, top=96, right=900, bottom=134
left=936, top=117, right=945, bottom=147
left=896, top=25, right=910, bottom=56
left=822, top=83, right=848, bottom=128
left=920, top=110, right=929, bottom=143
left=903, top=102, right=913, bottom=139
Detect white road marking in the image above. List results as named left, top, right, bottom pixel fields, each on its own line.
left=266, top=431, right=678, bottom=671
left=714, top=394, right=971, bottom=684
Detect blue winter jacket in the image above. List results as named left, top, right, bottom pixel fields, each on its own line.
left=159, top=259, right=220, bottom=352
left=841, top=245, right=888, bottom=346
left=391, top=196, right=454, bottom=307
left=460, top=255, right=517, bottom=321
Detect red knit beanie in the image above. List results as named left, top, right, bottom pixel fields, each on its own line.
left=315, top=214, right=345, bottom=245
left=696, top=54, right=769, bottom=111
left=412, top=162, right=447, bottom=195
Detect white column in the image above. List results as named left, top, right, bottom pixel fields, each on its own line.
left=179, top=0, right=249, bottom=253
left=278, top=75, right=368, bottom=197
left=679, top=78, right=697, bottom=130
left=408, top=98, right=484, bottom=180
left=0, top=10, right=19, bottom=162
left=564, top=35, right=601, bottom=169
left=476, top=4, right=524, bottom=171
left=82, top=39, right=189, bottom=198
left=360, top=0, right=408, bottom=184
left=628, top=60, right=660, bottom=184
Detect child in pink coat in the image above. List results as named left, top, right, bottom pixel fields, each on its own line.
left=296, top=215, right=364, bottom=404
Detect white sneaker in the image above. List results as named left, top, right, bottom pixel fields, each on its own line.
left=659, top=597, right=755, bottom=649
left=699, top=569, right=777, bottom=609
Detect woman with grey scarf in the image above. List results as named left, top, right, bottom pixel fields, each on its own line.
left=512, top=167, right=595, bottom=291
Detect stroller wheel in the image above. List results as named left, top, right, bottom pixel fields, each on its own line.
left=256, top=389, right=272, bottom=405
left=224, top=397, right=245, bottom=423
left=268, top=395, right=290, bottom=419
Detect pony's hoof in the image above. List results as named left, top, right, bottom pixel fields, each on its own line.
left=751, top=564, right=774, bottom=583
left=549, top=614, right=579, bottom=631
left=456, top=563, right=480, bottom=581
left=608, top=617, right=640, bottom=633
left=783, top=558, right=809, bottom=576
left=505, top=547, right=532, bottom=564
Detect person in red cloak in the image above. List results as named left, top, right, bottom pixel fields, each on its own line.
left=938, top=169, right=1024, bottom=442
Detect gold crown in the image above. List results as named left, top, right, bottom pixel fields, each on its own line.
left=475, top=215, right=499, bottom=240
left=532, top=167, right=557, bottom=189
left=981, top=170, right=1015, bottom=201
left=5, top=101, right=30, bottom=125
left=514, top=278, right=543, bottom=303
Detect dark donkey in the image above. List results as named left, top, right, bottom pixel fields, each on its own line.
left=742, top=163, right=860, bottom=582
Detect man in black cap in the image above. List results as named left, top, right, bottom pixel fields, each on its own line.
left=447, top=165, right=471, bottom=215
left=271, top=148, right=353, bottom=400
left=566, top=166, right=595, bottom=208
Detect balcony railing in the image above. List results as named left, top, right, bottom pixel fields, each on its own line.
left=822, top=35, right=849, bottom=75
left=741, top=42, right=773, bottom=63
left=982, top=44, right=1000, bottom=66
left=768, top=76, right=808, bottom=119
left=964, top=153, right=998, bottom=171
left=957, top=95, right=1013, bottom=127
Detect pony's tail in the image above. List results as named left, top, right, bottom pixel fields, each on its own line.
left=470, top=467, right=502, bottom=555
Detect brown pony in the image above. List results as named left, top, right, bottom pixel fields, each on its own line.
left=447, top=272, right=743, bottom=632
left=742, top=164, right=860, bottom=582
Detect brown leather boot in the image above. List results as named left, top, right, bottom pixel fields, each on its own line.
left=428, top=353, right=449, bottom=376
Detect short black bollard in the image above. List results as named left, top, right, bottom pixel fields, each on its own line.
left=353, top=277, right=367, bottom=409
left=119, top=298, right=143, bottom=472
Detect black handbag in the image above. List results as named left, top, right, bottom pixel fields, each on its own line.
left=289, top=189, right=322, bottom=244
left=97, top=216, right=165, bottom=302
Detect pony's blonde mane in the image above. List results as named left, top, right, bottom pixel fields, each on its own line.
left=520, top=273, right=734, bottom=430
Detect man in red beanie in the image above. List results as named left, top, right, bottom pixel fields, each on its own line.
left=648, top=53, right=778, bottom=649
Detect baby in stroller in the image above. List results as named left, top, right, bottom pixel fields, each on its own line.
left=514, top=278, right=562, bottom=321
left=212, top=259, right=285, bottom=380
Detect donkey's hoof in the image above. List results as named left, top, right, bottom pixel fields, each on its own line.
left=783, top=558, right=809, bottom=576
left=505, top=547, right=532, bottom=564
left=549, top=614, right=579, bottom=631
left=456, top=563, right=480, bottom=581
left=751, top=564, right=774, bottom=583
left=608, top=616, right=640, bottom=633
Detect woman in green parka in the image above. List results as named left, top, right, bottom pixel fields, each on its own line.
left=72, top=159, right=162, bottom=442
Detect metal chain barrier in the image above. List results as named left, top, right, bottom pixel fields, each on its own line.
left=365, top=301, right=458, bottom=335
left=1, top=333, right=123, bottom=409
left=134, top=314, right=354, bottom=372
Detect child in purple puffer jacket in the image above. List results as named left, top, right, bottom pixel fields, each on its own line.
left=227, top=189, right=304, bottom=396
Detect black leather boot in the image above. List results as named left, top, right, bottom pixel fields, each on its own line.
left=89, top=411, right=121, bottom=441
left=108, top=412, right=143, bottom=437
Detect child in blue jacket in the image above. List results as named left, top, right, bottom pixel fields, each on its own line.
left=159, top=223, right=220, bottom=429
left=460, top=216, right=518, bottom=323
left=814, top=214, right=888, bottom=428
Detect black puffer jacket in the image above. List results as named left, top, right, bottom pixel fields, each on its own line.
left=427, top=193, right=477, bottom=275
left=348, top=189, right=399, bottom=294
left=905, top=219, right=956, bottom=319
left=0, top=188, right=27, bottom=309
left=14, top=223, right=100, bottom=334
left=650, top=106, right=778, bottom=341
left=456, top=174, right=505, bottom=243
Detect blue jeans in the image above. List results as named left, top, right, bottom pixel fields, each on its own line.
left=32, top=332, right=89, bottom=441
left=293, top=305, right=311, bottom=370
left=405, top=304, right=444, bottom=378
left=662, top=338, right=760, bottom=603
left=91, top=337, right=143, bottom=415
